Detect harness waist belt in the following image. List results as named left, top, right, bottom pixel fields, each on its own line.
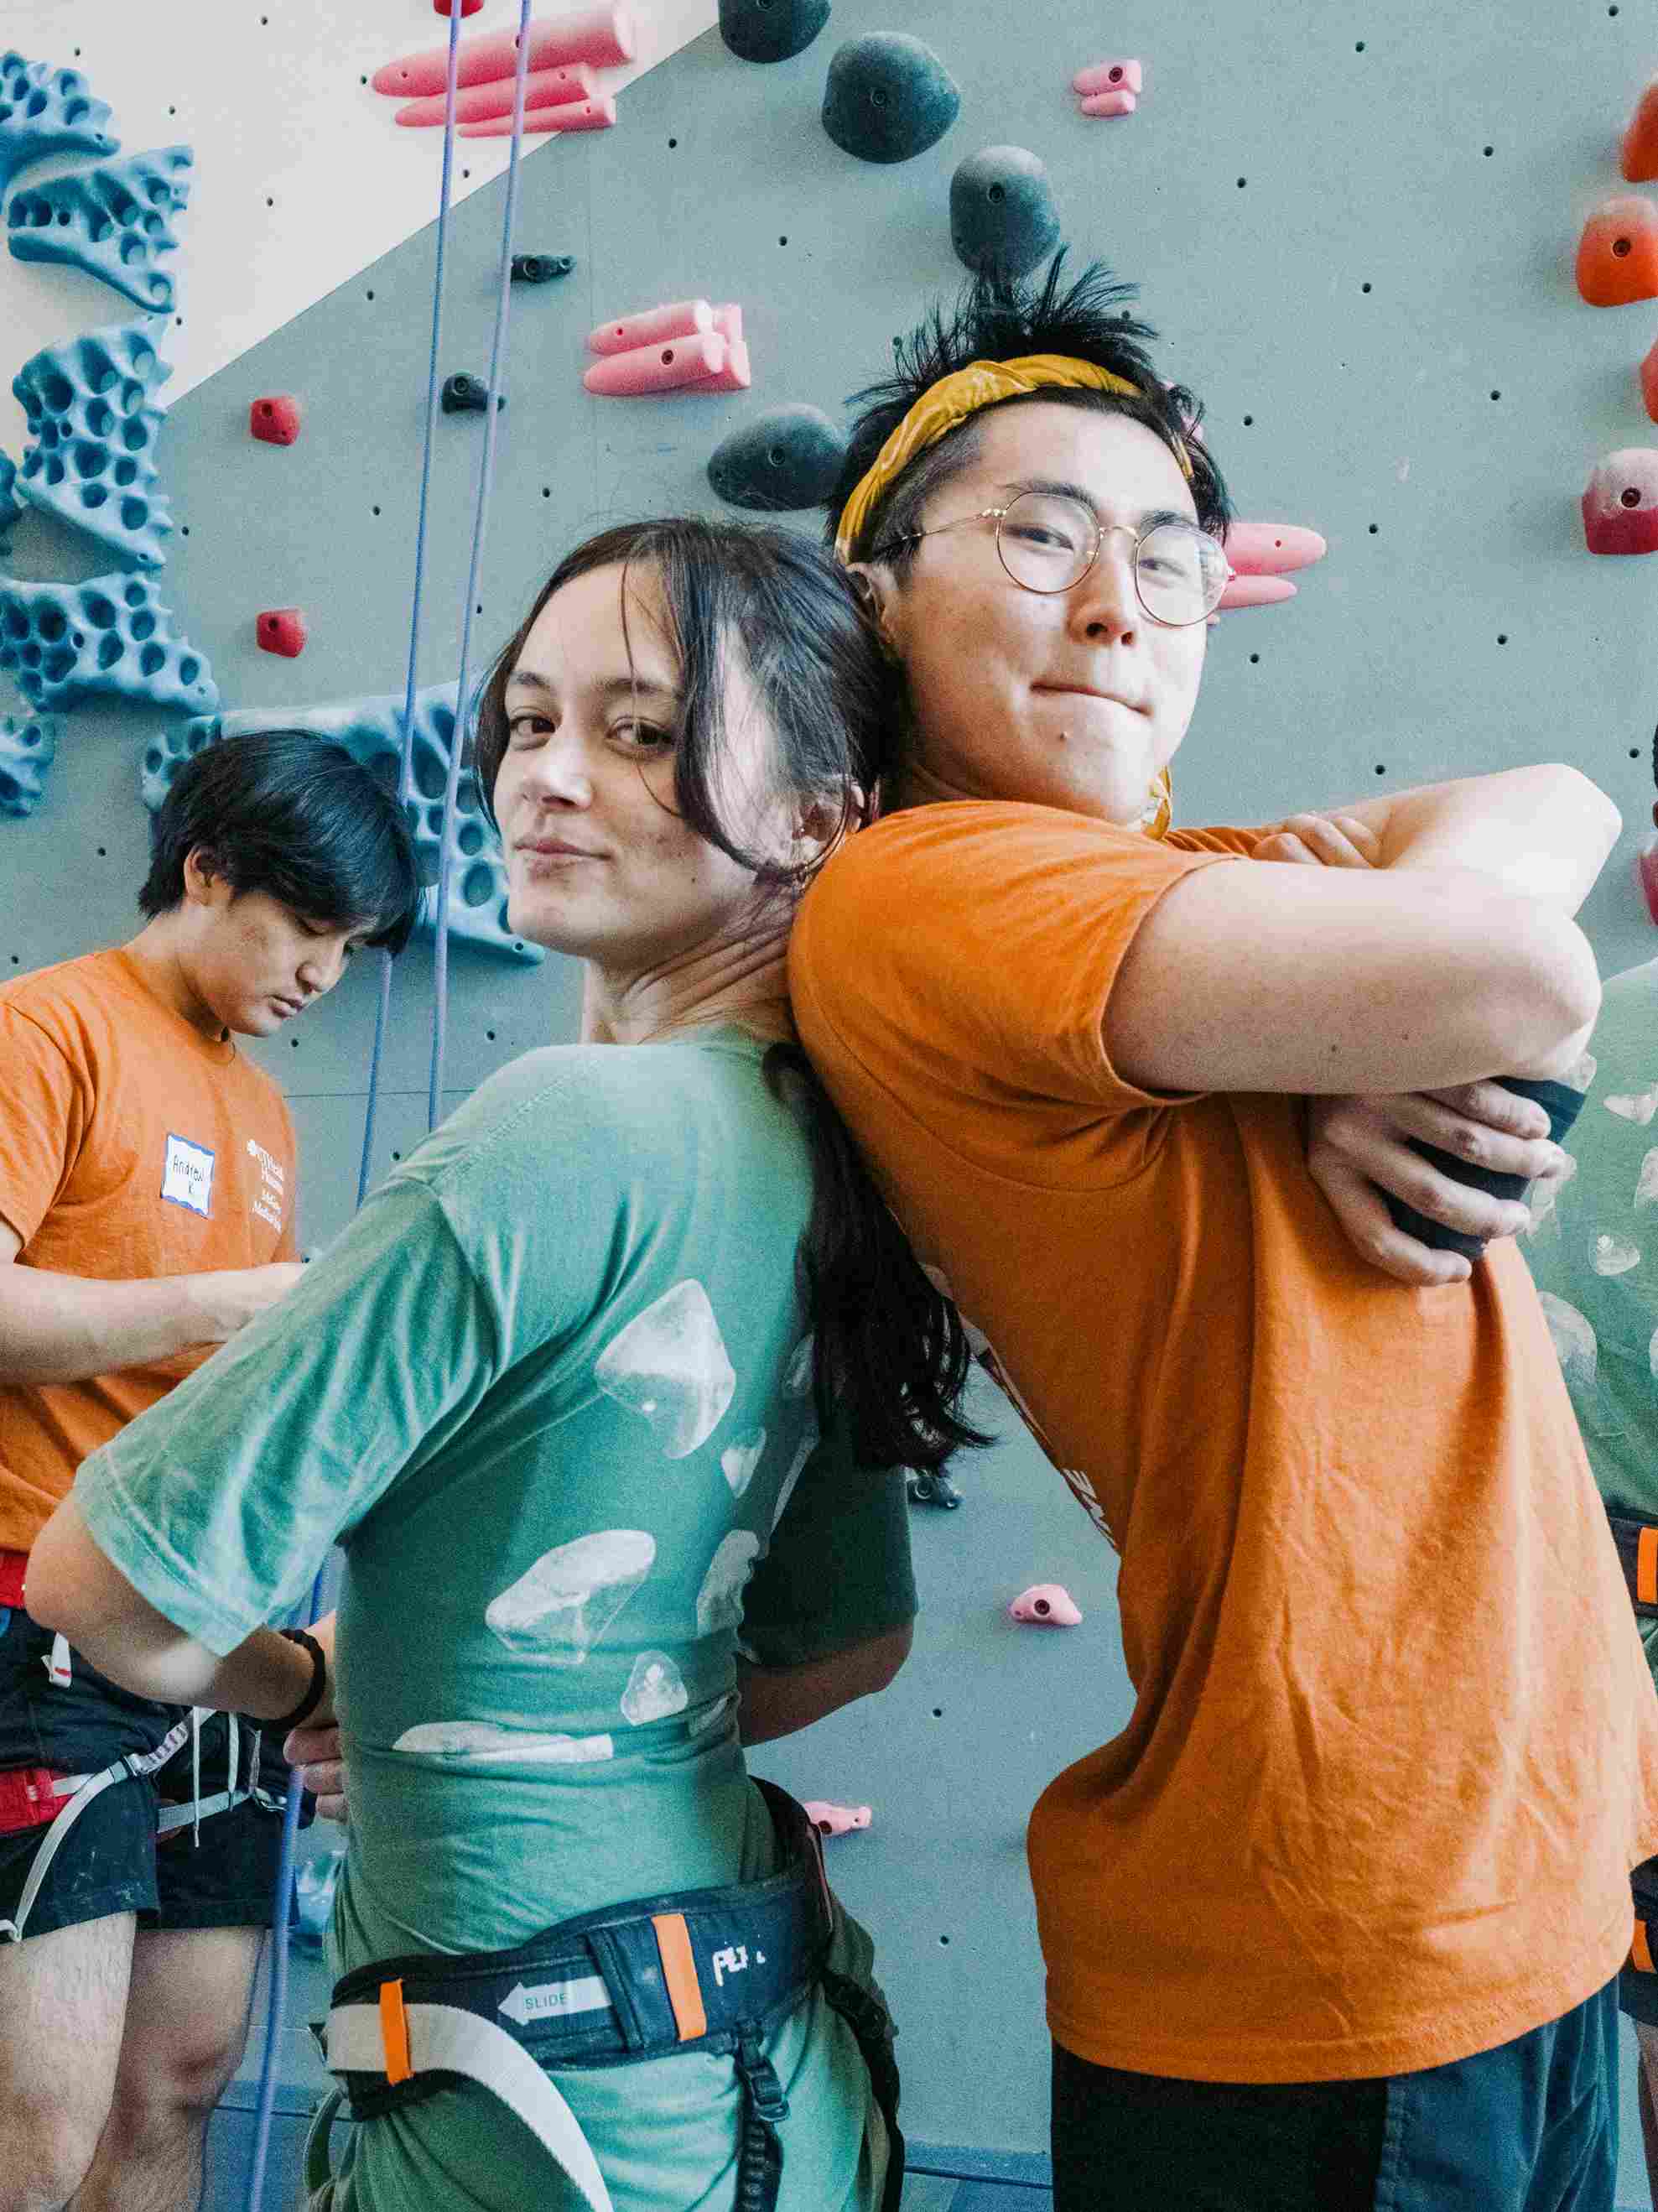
left=1606, top=1511, right=1658, bottom=1620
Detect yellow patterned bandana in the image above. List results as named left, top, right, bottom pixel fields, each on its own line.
left=837, top=351, right=1184, bottom=841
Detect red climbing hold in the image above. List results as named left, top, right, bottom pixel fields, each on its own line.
left=1641, top=339, right=1658, bottom=423
left=1583, top=450, right=1658, bottom=554
left=257, top=608, right=308, bottom=658
left=584, top=333, right=728, bottom=395
left=250, top=395, right=300, bottom=446
left=434, top=0, right=486, bottom=15
left=1622, top=78, right=1658, bottom=183
left=1576, top=196, right=1658, bottom=307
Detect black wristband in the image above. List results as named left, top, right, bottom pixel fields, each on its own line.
left=273, top=1627, right=327, bottom=1734
left=1382, top=1075, right=1587, bottom=1263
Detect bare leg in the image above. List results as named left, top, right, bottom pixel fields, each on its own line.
left=1635, top=2021, right=1658, bottom=2211
left=0, top=1913, right=135, bottom=2212
left=72, top=1926, right=262, bottom=2212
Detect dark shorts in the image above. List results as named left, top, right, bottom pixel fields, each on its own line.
left=1624, top=1854, right=1658, bottom=2027
left=1051, top=1975, right=1619, bottom=2212
left=0, top=1597, right=302, bottom=1943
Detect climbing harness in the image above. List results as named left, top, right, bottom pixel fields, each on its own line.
left=1606, top=1510, right=1658, bottom=1621
left=299, top=1783, right=902, bottom=2212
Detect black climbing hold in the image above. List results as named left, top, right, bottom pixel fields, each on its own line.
left=821, top=33, right=959, bottom=165
left=708, top=403, right=848, bottom=512
left=950, top=145, right=1063, bottom=278
left=512, top=253, right=575, bottom=284
left=442, top=373, right=505, bottom=414
left=719, top=0, right=831, bottom=64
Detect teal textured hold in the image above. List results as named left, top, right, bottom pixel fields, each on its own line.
left=0, top=455, right=19, bottom=558
left=0, top=51, right=117, bottom=192
left=143, top=688, right=540, bottom=967
left=719, top=0, right=830, bottom=63
left=0, top=571, right=217, bottom=715
left=950, top=146, right=1063, bottom=277
left=821, top=33, right=959, bottom=164
left=0, top=715, right=58, bottom=819
left=13, top=318, right=174, bottom=571
left=708, top=403, right=847, bottom=510
left=8, top=147, right=194, bottom=314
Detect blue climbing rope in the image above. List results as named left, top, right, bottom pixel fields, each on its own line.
left=240, top=0, right=546, bottom=2197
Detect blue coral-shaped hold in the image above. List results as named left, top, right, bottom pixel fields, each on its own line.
left=0, top=571, right=217, bottom=715
left=13, top=318, right=174, bottom=571
left=8, top=147, right=194, bottom=314
left=0, top=52, right=117, bottom=192
left=0, top=714, right=58, bottom=818
left=141, top=686, right=538, bottom=966
left=0, top=455, right=19, bottom=558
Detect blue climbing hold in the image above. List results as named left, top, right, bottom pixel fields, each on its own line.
left=0, top=715, right=58, bottom=819
left=7, top=147, right=194, bottom=314
left=0, top=571, right=217, bottom=716
left=143, top=688, right=540, bottom=967
left=950, top=146, right=1063, bottom=278
left=708, top=403, right=848, bottom=510
left=0, top=52, right=117, bottom=193
left=719, top=0, right=831, bottom=65
left=13, top=319, right=174, bottom=572
left=0, top=455, right=20, bottom=559
left=821, top=33, right=959, bottom=165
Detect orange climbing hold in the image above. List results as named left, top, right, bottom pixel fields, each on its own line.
left=1622, top=78, right=1658, bottom=183
left=1576, top=195, right=1658, bottom=307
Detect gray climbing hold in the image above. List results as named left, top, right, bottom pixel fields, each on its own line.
left=821, top=33, right=959, bottom=164
left=708, top=404, right=848, bottom=511
left=0, top=571, right=217, bottom=716
left=950, top=146, right=1063, bottom=278
left=0, top=51, right=117, bottom=192
left=7, top=147, right=194, bottom=314
left=142, top=687, right=540, bottom=968
left=0, top=716, right=58, bottom=819
left=13, top=318, right=174, bottom=571
left=719, top=0, right=830, bottom=64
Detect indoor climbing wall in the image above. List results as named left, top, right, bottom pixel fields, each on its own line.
left=4, top=0, right=1658, bottom=2197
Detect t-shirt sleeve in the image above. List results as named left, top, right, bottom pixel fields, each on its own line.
left=790, top=804, right=1241, bottom=1114
left=1165, top=823, right=1271, bottom=858
left=0, top=1003, right=88, bottom=1248
left=73, top=1178, right=502, bottom=1654
left=740, top=1410, right=917, bottom=1669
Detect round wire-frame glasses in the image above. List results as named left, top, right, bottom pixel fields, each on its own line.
left=872, top=488, right=1232, bottom=628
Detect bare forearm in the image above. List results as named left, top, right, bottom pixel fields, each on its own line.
left=79, top=1618, right=313, bottom=1718
left=1336, top=767, right=1620, bottom=913
left=736, top=1624, right=912, bottom=1745
left=0, top=1263, right=226, bottom=1384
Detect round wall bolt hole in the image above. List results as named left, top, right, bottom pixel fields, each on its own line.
left=1614, top=237, right=1633, bottom=257
left=1483, top=144, right=1494, bottom=155
left=1489, top=389, right=1500, bottom=400
left=1361, top=282, right=1372, bottom=293
left=988, top=183, right=1006, bottom=201
left=668, top=137, right=677, bottom=147
left=1249, top=653, right=1260, bottom=664
left=931, top=1706, right=943, bottom=1718
left=1375, top=764, right=1386, bottom=775
left=1369, top=523, right=1379, bottom=534
left=1497, top=633, right=1508, bottom=645
left=778, top=236, right=787, bottom=245
left=1622, top=487, right=1643, bottom=508
left=1242, top=414, right=1254, bottom=426
left=1236, top=176, right=1247, bottom=188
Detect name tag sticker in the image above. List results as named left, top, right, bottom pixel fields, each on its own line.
left=161, top=1132, right=216, bottom=1218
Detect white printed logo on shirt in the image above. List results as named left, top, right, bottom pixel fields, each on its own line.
left=247, top=1137, right=286, bottom=1233
left=160, top=1132, right=215, bottom=1218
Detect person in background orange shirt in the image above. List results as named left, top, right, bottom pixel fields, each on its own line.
left=0, top=730, right=418, bottom=2212
left=788, top=254, right=1655, bottom=2211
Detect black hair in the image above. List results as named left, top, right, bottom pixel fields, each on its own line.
left=475, top=515, right=988, bottom=1476
left=139, top=729, right=422, bottom=956
left=829, top=252, right=1233, bottom=570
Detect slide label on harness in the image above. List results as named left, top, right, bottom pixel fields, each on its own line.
left=498, top=1975, right=612, bottom=2026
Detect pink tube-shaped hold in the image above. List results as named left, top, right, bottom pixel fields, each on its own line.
left=1073, top=58, right=1142, bottom=96
left=1216, top=574, right=1297, bottom=611
left=372, top=7, right=635, bottom=96
left=457, top=93, right=616, bottom=135
left=711, top=303, right=743, bottom=344
left=584, top=332, right=727, bottom=396
left=688, top=338, right=751, bottom=393
left=590, top=299, right=713, bottom=355
left=1079, top=88, right=1137, bottom=117
left=1223, top=522, right=1328, bottom=577
left=396, top=62, right=596, bottom=124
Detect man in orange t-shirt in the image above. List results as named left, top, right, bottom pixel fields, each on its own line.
left=791, top=258, right=1658, bottom=2209
left=0, top=731, right=418, bottom=2212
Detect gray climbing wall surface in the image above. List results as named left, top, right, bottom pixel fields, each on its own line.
left=5, top=0, right=1658, bottom=2185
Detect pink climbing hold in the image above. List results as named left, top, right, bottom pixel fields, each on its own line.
left=689, top=338, right=751, bottom=393
left=1583, top=449, right=1658, bottom=554
left=711, top=303, right=744, bottom=344
left=584, top=332, right=728, bottom=395
left=1079, top=89, right=1137, bottom=118
left=1073, top=58, right=1143, bottom=96
left=803, top=1802, right=871, bottom=1838
left=256, top=608, right=307, bottom=658
left=1009, top=1584, right=1083, bottom=1626
left=1641, top=339, right=1658, bottom=424
left=249, top=395, right=300, bottom=446
left=434, top=0, right=486, bottom=15
left=1223, top=522, right=1327, bottom=576
left=372, top=8, right=636, bottom=96
left=1217, top=574, right=1297, bottom=611
left=395, top=63, right=597, bottom=125
left=590, top=299, right=714, bottom=355
left=1638, top=841, right=1658, bottom=926
left=458, top=93, right=616, bottom=135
